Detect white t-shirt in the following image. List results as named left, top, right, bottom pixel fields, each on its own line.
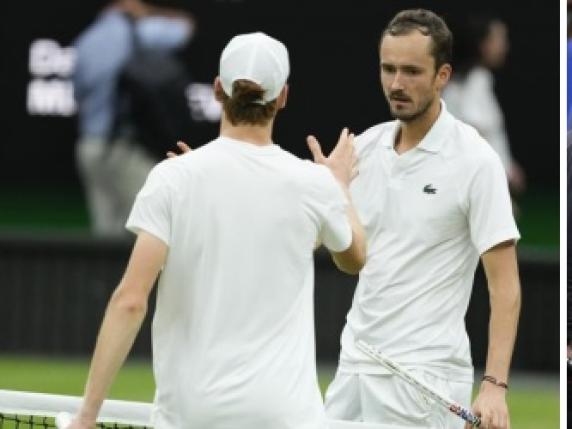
left=338, top=102, right=520, bottom=382
left=443, top=66, right=513, bottom=171
left=126, top=136, right=352, bottom=429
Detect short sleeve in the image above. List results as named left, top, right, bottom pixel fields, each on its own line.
left=126, top=163, right=172, bottom=246
left=468, top=152, right=520, bottom=255
left=315, top=168, right=353, bottom=253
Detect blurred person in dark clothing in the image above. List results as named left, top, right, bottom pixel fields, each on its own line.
left=443, top=15, right=526, bottom=196
left=73, top=0, right=194, bottom=237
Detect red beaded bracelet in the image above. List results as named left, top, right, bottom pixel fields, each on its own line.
left=482, top=375, right=509, bottom=389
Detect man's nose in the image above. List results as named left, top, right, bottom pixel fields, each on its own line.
left=390, top=72, right=405, bottom=91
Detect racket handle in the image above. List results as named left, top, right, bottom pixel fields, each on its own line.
left=449, top=404, right=480, bottom=427
left=470, top=415, right=481, bottom=427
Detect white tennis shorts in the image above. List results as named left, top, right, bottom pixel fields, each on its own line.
left=324, top=370, right=472, bottom=429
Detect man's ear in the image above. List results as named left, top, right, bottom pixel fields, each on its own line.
left=276, top=84, right=289, bottom=110
left=435, top=64, right=452, bottom=92
left=214, top=76, right=225, bottom=102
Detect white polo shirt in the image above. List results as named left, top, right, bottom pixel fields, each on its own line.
left=126, top=136, right=352, bottom=429
left=338, top=101, right=519, bottom=382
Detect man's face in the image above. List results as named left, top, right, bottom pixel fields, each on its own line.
left=379, top=30, right=449, bottom=122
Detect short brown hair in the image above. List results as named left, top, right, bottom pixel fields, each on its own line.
left=216, top=80, right=278, bottom=126
left=381, top=9, right=453, bottom=70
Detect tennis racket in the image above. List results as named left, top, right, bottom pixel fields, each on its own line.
left=356, top=340, right=481, bottom=427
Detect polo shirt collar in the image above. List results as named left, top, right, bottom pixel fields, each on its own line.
left=381, top=99, right=453, bottom=153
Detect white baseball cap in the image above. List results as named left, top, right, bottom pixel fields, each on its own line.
left=219, top=32, right=290, bottom=104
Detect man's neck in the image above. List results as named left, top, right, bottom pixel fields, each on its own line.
left=220, top=118, right=273, bottom=146
left=395, top=98, right=441, bottom=154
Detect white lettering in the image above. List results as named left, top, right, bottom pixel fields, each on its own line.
left=27, top=79, right=77, bottom=116
left=29, top=39, right=76, bottom=77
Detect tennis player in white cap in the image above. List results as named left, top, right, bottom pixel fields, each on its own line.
left=66, top=32, right=366, bottom=429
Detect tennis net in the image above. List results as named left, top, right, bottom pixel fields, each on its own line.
left=0, top=390, right=412, bottom=429
left=0, top=390, right=152, bottom=428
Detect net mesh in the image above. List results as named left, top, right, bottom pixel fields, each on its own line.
left=0, top=414, right=148, bottom=428
left=0, top=390, right=151, bottom=429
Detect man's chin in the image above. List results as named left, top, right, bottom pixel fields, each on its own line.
left=390, top=108, right=418, bottom=122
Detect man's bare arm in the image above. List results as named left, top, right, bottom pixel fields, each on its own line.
left=307, top=129, right=366, bottom=274
left=465, top=240, right=520, bottom=429
left=330, top=185, right=366, bottom=275
left=69, top=232, right=168, bottom=429
left=482, top=241, right=521, bottom=384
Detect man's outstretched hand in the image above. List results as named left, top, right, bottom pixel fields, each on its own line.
left=307, top=128, right=358, bottom=188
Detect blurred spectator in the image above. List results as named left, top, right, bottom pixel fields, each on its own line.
left=73, top=0, right=194, bottom=237
left=443, top=15, right=526, bottom=196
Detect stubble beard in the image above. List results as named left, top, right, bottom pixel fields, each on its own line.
left=388, top=95, right=435, bottom=123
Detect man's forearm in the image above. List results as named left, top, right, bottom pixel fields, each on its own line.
left=481, top=242, right=521, bottom=385
left=471, top=243, right=519, bottom=429
left=484, top=279, right=520, bottom=383
left=76, top=289, right=148, bottom=423
left=332, top=186, right=367, bottom=275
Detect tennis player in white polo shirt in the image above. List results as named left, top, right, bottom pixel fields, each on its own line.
left=66, top=32, right=366, bottom=429
left=316, top=10, right=521, bottom=429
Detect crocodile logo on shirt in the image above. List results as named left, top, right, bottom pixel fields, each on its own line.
left=423, top=184, right=437, bottom=194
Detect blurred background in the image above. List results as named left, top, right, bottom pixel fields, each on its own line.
left=0, top=0, right=559, bottom=427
